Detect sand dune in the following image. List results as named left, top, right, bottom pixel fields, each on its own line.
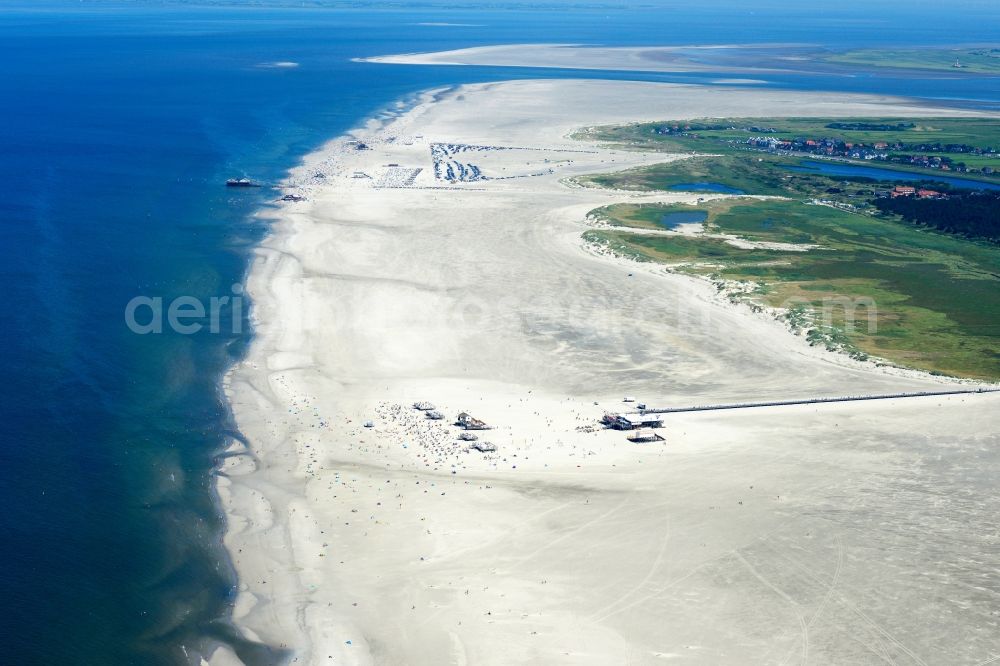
left=216, top=80, right=1000, bottom=665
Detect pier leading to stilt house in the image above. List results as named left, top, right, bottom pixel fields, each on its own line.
left=637, top=388, right=998, bottom=416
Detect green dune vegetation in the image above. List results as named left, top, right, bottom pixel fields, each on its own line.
left=579, top=118, right=1000, bottom=379
left=826, top=47, right=1000, bottom=75
left=587, top=200, right=1000, bottom=378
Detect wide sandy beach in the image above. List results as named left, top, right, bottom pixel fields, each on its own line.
left=212, top=79, right=1000, bottom=665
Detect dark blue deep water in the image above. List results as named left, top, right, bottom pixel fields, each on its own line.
left=1, top=1, right=999, bottom=663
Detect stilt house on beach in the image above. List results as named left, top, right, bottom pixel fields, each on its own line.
left=456, top=412, right=490, bottom=430
left=609, top=413, right=663, bottom=431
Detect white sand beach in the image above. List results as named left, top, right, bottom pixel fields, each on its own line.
left=214, top=80, right=1000, bottom=665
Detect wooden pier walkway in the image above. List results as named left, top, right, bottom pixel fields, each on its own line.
left=641, top=387, right=998, bottom=415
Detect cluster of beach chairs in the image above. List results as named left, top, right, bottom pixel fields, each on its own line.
left=430, top=143, right=498, bottom=182
left=375, top=166, right=422, bottom=188
left=412, top=401, right=497, bottom=454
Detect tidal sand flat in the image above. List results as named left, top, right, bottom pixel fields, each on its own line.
left=364, top=42, right=1000, bottom=82
left=217, top=80, right=1000, bottom=665
left=358, top=43, right=760, bottom=73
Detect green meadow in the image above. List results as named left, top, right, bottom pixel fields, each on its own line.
left=581, top=154, right=818, bottom=197
left=584, top=117, right=1000, bottom=152
left=580, top=117, right=1000, bottom=182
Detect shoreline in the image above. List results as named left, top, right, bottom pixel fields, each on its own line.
left=210, top=89, right=445, bottom=665
left=214, top=79, right=1000, bottom=665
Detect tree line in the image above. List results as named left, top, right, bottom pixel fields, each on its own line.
left=875, top=191, right=1000, bottom=242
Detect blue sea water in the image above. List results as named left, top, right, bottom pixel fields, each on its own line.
left=1, top=2, right=999, bottom=663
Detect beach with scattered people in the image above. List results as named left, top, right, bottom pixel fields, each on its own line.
left=214, top=78, right=1000, bottom=665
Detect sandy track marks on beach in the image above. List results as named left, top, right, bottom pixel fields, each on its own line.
left=219, top=80, right=1000, bottom=665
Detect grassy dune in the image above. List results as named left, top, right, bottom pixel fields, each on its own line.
left=581, top=117, right=1000, bottom=378
left=588, top=199, right=1000, bottom=379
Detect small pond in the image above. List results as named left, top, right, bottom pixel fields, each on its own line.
left=659, top=210, right=709, bottom=229
left=667, top=182, right=745, bottom=194
left=786, top=160, right=1000, bottom=191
